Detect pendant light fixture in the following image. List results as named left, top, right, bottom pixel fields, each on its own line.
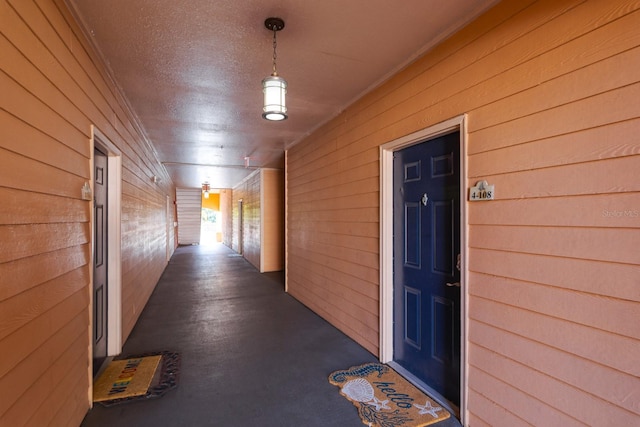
left=202, top=182, right=210, bottom=199
left=262, top=17, right=287, bottom=121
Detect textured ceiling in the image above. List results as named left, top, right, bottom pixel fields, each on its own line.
left=67, top=0, right=498, bottom=189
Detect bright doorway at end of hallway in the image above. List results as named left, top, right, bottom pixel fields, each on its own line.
left=201, top=189, right=222, bottom=246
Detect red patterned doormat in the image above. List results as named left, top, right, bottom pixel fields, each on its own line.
left=329, top=363, right=451, bottom=427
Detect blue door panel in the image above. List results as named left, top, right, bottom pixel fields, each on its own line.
left=431, top=296, right=455, bottom=364
left=404, top=286, right=421, bottom=349
left=404, top=202, right=421, bottom=268
left=393, top=131, right=461, bottom=405
left=432, top=200, right=455, bottom=276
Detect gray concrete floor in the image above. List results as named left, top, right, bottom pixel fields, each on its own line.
left=81, top=243, right=461, bottom=427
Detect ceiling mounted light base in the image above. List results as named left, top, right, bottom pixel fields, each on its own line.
left=262, top=17, right=288, bottom=121
left=264, top=17, right=285, bottom=32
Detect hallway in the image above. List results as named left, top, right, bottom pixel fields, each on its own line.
left=82, top=243, right=375, bottom=426
left=81, top=243, right=463, bottom=426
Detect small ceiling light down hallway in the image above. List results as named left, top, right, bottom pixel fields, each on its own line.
left=202, top=182, right=210, bottom=199
left=262, top=17, right=287, bottom=121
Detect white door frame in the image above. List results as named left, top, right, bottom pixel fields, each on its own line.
left=91, top=126, right=123, bottom=358
left=378, top=114, right=469, bottom=423
left=166, top=195, right=172, bottom=262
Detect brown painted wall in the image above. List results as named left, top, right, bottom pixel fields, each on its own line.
left=0, top=0, right=175, bottom=425
left=202, top=192, right=220, bottom=211
left=287, top=0, right=640, bottom=424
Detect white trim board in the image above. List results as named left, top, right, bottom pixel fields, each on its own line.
left=378, top=114, right=469, bottom=424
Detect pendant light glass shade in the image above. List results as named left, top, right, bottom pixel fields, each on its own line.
left=262, top=75, right=287, bottom=121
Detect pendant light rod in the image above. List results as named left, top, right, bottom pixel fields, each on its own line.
left=265, top=18, right=284, bottom=75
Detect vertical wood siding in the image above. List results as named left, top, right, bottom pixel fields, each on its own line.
left=0, top=0, right=175, bottom=425
left=286, top=0, right=640, bottom=424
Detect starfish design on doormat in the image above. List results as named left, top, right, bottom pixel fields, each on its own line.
left=369, top=396, right=391, bottom=411
left=413, top=400, right=444, bottom=418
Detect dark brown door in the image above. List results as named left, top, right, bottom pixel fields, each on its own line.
left=93, top=148, right=108, bottom=374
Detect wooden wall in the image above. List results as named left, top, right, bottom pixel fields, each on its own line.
left=231, top=172, right=255, bottom=257
left=230, top=189, right=240, bottom=253
left=0, top=0, right=175, bottom=425
left=261, top=169, right=284, bottom=272
left=176, top=188, right=202, bottom=245
left=241, top=172, right=261, bottom=269
left=220, top=189, right=233, bottom=247
left=286, top=0, right=640, bottom=424
left=231, top=169, right=284, bottom=272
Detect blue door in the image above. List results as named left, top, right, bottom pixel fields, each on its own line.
left=393, top=131, right=461, bottom=406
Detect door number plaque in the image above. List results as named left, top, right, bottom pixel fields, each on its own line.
left=469, top=180, right=495, bottom=201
